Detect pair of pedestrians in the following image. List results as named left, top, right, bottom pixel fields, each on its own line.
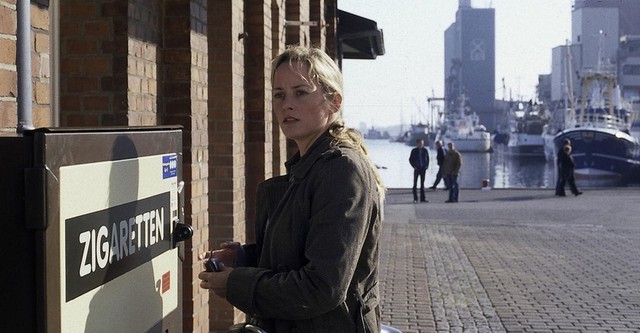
left=409, top=139, right=462, bottom=203
left=555, top=139, right=582, bottom=197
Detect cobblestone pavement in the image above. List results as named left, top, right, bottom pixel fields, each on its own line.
left=379, top=188, right=640, bottom=333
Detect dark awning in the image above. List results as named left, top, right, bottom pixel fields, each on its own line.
left=337, top=10, right=385, bottom=59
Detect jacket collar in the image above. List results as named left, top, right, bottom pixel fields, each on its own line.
left=285, top=131, right=340, bottom=182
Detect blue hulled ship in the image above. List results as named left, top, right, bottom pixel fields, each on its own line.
left=553, top=70, right=640, bottom=178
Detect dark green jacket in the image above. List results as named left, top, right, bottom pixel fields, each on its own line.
left=443, top=149, right=462, bottom=176
left=227, top=133, right=382, bottom=333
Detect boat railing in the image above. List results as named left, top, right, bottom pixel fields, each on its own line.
left=574, top=112, right=629, bottom=131
left=580, top=67, right=617, bottom=78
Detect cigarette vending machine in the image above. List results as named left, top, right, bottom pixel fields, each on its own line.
left=0, top=126, right=192, bottom=333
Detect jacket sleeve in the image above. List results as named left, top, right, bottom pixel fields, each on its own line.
left=408, top=149, right=416, bottom=167
left=455, top=153, right=462, bottom=174
left=227, top=153, right=378, bottom=321
left=425, top=149, right=430, bottom=168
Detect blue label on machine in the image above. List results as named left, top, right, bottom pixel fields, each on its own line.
left=162, top=154, right=177, bottom=179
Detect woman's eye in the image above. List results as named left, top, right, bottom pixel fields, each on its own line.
left=295, top=90, right=308, bottom=96
left=273, top=92, right=284, bottom=99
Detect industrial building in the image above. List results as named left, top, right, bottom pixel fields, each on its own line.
left=444, top=0, right=497, bottom=130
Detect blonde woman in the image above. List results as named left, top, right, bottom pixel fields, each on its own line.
left=199, top=45, right=384, bottom=332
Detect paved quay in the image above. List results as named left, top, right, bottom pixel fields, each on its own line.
left=377, top=187, right=640, bottom=333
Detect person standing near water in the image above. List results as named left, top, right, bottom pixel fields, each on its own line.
left=409, top=138, right=430, bottom=203
left=443, top=142, right=462, bottom=203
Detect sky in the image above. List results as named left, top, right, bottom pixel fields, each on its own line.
left=338, top=0, right=573, bottom=130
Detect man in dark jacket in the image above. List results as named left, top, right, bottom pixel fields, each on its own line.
left=555, top=138, right=571, bottom=195
left=556, top=144, right=582, bottom=197
left=409, top=138, right=430, bottom=203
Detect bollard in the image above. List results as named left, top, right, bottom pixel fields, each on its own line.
left=481, top=179, right=491, bottom=190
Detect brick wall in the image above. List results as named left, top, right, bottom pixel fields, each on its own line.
left=310, top=1, right=324, bottom=48
left=60, top=0, right=112, bottom=126
left=0, top=1, right=51, bottom=132
left=271, top=1, right=288, bottom=176
left=0, top=2, right=18, bottom=132
left=31, top=3, right=51, bottom=127
left=285, top=0, right=310, bottom=47
left=324, top=0, right=338, bottom=59
left=207, top=1, right=247, bottom=330
left=0, top=1, right=339, bottom=332
left=59, top=0, right=161, bottom=127
left=243, top=0, right=273, bottom=245
left=127, top=0, right=162, bottom=126
left=162, top=2, right=210, bottom=332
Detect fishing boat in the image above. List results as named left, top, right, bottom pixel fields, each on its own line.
left=436, top=96, right=492, bottom=152
left=542, top=115, right=562, bottom=161
left=506, top=102, right=548, bottom=158
left=553, top=69, right=640, bottom=178
left=403, top=122, right=430, bottom=146
left=364, top=126, right=389, bottom=140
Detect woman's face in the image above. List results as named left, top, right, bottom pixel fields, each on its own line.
left=272, top=61, right=340, bottom=155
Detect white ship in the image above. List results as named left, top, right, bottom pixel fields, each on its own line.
left=436, top=96, right=492, bottom=152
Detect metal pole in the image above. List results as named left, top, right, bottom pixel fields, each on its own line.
left=17, top=0, right=34, bottom=133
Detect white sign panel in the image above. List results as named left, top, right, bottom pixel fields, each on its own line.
left=56, top=154, right=179, bottom=332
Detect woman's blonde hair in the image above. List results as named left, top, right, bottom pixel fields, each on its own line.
left=272, top=45, right=386, bottom=200
left=272, top=44, right=343, bottom=112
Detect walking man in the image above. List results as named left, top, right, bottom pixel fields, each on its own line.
left=556, top=144, right=582, bottom=197
left=429, top=140, right=448, bottom=190
left=443, top=142, right=462, bottom=203
left=409, top=138, right=429, bottom=203
left=555, top=138, right=572, bottom=196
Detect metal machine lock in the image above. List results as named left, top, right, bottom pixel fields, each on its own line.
left=173, top=220, right=193, bottom=244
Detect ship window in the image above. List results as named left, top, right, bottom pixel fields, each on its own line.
left=622, top=65, right=640, bottom=75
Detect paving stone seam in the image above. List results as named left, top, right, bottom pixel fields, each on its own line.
left=420, top=224, right=507, bottom=333
left=380, top=223, right=437, bottom=333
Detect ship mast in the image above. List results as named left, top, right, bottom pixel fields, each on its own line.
left=565, top=40, right=576, bottom=127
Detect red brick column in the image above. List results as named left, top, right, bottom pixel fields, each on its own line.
left=270, top=1, right=288, bottom=175
left=59, top=0, right=118, bottom=126
left=127, top=0, right=162, bottom=126
left=59, top=0, right=162, bottom=127
left=310, top=0, right=324, bottom=47
left=0, top=2, right=19, bottom=131
left=31, top=2, right=51, bottom=127
left=162, top=2, right=210, bottom=333
left=324, top=0, right=338, bottom=59
left=285, top=0, right=310, bottom=47
left=207, top=1, right=247, bottom=330
left=243, top=0, right=273, bottom=244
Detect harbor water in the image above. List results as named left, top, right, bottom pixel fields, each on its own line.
left=364, top=139, right=639, bottom=189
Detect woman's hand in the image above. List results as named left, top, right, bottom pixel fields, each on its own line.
left=198, top=241, right=242, bottom=268
left=198, top=263, right=233, bottom=298
left=197, top=242, right=241, bottom=298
